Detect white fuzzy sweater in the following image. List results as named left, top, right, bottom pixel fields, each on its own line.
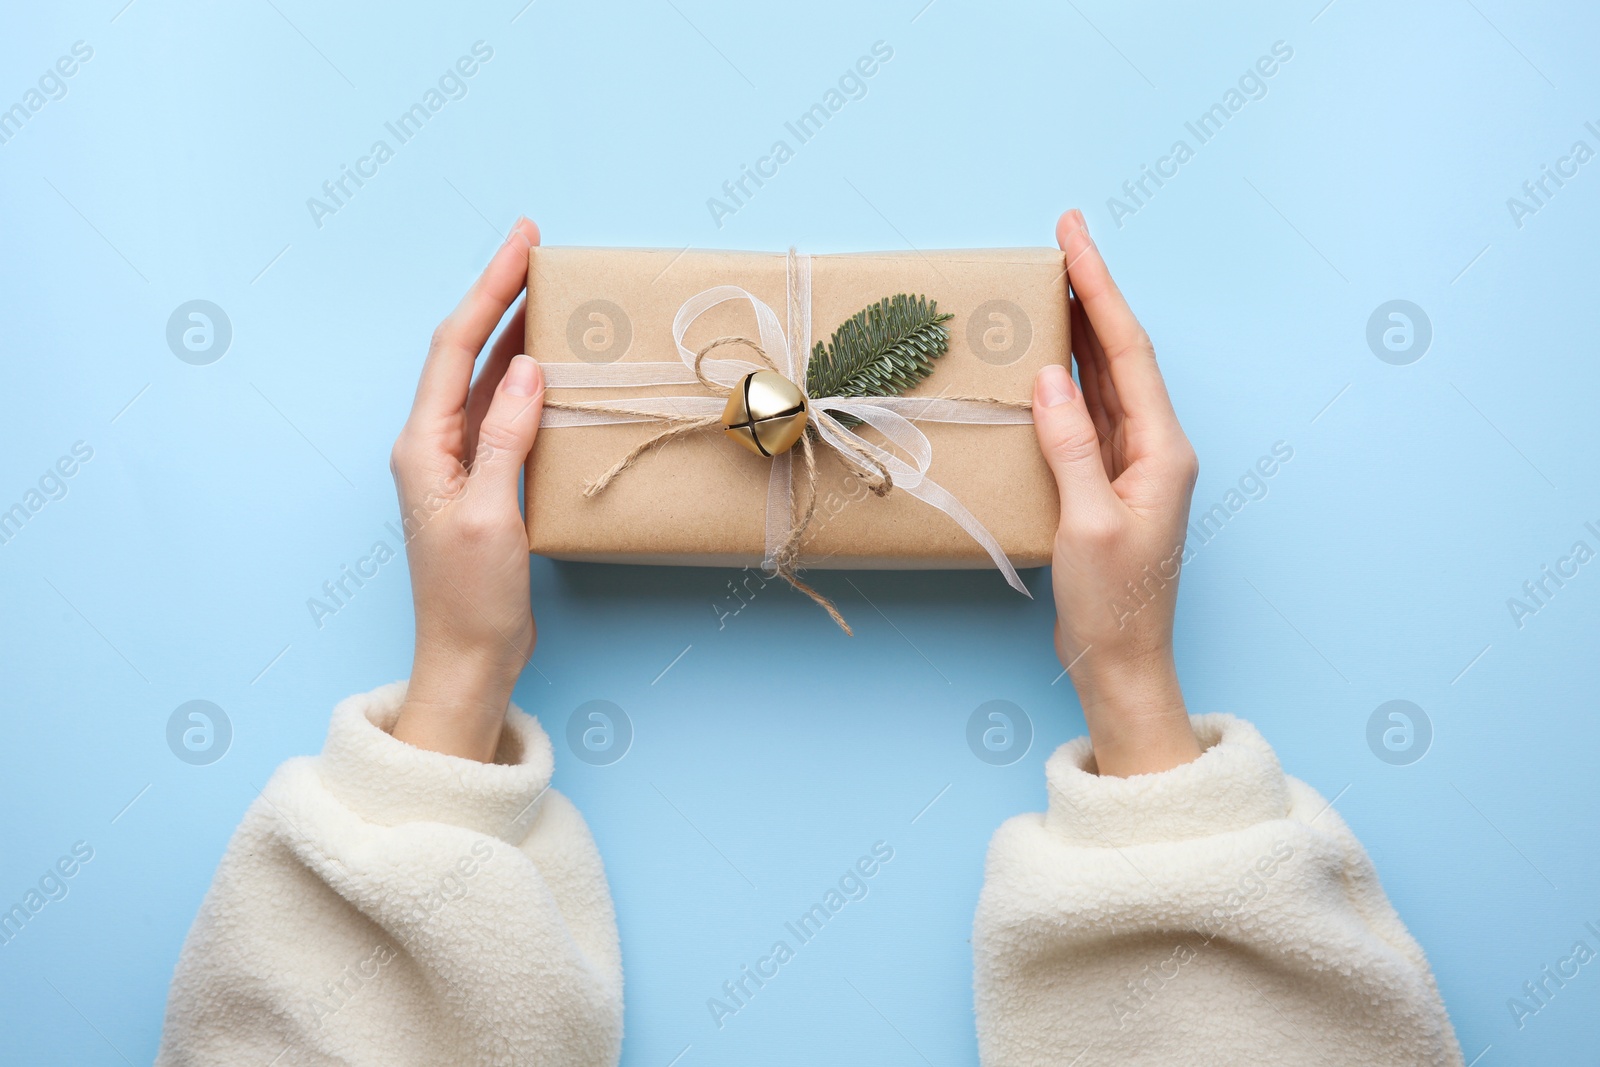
left=158, top=686, right=1461, bottom=1066
left=157, top=683, right=622, bottom=1066
left=973, top=713, right=1462, bottom=1066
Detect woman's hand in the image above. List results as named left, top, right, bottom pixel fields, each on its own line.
left=1032, top=210, right=1202, bottom=778
left=389, top=217, right=545, bottom=762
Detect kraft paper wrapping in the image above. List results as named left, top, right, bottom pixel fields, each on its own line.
left=524, top=246, right=1065, bottom=570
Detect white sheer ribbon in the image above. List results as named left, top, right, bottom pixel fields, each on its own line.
left=538, top=253, right=1033, bottom=596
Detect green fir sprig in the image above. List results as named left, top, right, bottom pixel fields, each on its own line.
left=805, top=294, right=954, bottom=401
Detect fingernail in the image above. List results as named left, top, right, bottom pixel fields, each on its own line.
left=1070, top=208, right=1087, bottom=232
left=503, top=218, right=531, bottom=251
left=1039, top=364, right=1076, bottom=407
left=504, top=354, right=540, bottom=397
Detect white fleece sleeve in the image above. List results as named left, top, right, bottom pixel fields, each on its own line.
left=157, top=682, right=623, bottom=1067
left=973, top=713, right=1462, bottom=1067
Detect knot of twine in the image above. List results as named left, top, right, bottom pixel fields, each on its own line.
left=542, top=250, right=1032, bottom=636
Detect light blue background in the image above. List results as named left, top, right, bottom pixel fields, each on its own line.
left=2, top=0, right=1597, bottom=1062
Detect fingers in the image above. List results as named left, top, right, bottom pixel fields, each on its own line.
left=410, top=218, right=540, bottom=429
left=1071, top=298, right=1114, bottom=447
left=1033, top=364, right=1117, bottom=518
left=1073, top=351, right=1117, bottom=483
left=464, top=300, right=527, bottom=460
left=1071, top=296, right=1122, bottom=423
left=469, top=354, right=545, bottom=497
left=1055, top=210, right=1179, bottom=431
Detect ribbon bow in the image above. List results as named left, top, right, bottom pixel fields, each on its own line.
left=539, top=250, right=1034, bottom=633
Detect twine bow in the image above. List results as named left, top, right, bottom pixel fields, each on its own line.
left=539, top=249, right=1035, bottom=634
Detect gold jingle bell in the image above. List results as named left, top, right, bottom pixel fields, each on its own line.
left=721, top=370, right=809, bottom=457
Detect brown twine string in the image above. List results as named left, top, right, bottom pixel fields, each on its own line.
left=544, top=334, right=864, bottom=630
left=543, top=336, right=776, bottom=498
left=541, top=280, right=1033, bottom=634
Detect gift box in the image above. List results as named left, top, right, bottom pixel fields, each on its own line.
left=523, top=245, right=1065, bottom=581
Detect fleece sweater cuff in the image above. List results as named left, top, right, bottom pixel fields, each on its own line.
left=316, top=680, right=554, bottom=843
left=1042, top=713, right=1291, bottom=848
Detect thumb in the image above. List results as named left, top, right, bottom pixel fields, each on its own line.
left=1032, top=364, right=1114, bottom=513
left=471, top=354, right=544, bottom=494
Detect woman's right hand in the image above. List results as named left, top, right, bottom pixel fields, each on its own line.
left=1031, top=210, right=1202, bottom=778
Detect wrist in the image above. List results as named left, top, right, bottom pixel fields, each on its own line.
left=411, top=627, right=524, bottom=704
left=1067, top=651, right=1200, bottom=777
left=393, top=645, right=520, bottom=762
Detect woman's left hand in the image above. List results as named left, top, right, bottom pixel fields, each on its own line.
left=389, top=217, right=546, bottom=762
